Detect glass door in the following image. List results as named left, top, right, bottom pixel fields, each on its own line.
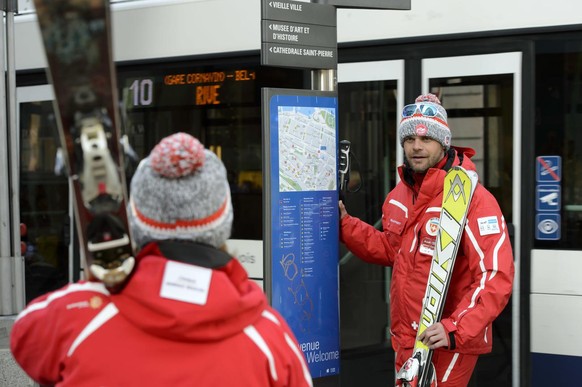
left=17, top=85, right=71, bottom=303
left=422, top=52, right=522, bottom=387
left=337, top=60, right=403, bottom=386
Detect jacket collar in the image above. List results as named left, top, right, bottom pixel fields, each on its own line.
left=399, top=146, right=476, bottom=189
left=137, top=240, right=232, bottom=268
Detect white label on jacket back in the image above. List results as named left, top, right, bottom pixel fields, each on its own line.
left=160, top=261, right=212, bottom=305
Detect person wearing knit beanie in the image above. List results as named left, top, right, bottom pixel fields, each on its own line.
left=399, top=93, right=451, bottom=150
left=127, top=132, right=233, bottom=249
left=12, top=131, right=314, bottom=386
left=339, top=93, right=514, bottom=385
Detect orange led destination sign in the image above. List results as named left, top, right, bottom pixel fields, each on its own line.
left=163, top=70, right=255, bottom=85
left=126, top=69, right=256, bottom=108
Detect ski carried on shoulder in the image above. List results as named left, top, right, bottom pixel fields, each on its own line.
left=396, top=166, right=478, bottom=387
left=33, top=0, right=135, bottom=291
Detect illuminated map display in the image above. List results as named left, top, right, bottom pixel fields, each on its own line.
left=263, top=88, right=340, bottom=378
left=278, top=106, right=337, bottom=192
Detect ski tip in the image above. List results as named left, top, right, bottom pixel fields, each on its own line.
left=449, top=165, right=479, bottom=186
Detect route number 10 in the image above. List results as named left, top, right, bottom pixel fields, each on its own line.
left=129, top=79, right=154, bottom=107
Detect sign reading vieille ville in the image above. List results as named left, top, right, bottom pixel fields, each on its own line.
left=320, top=0, right=410, bottom=9
left=261, top=0, right=337, bottom=69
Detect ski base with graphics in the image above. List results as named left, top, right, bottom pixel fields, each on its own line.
left=33, top=0, right=135, bottom=291
left=396, top=166, right=478, bottom=387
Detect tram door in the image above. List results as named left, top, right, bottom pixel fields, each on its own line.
left=422, top=52, right=522, bottom=387
left=336, top=60, right=404, bottom=385
left=17, top=85, right=71, bottom=303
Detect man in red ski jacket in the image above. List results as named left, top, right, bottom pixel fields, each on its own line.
left=11, top=133, right=313, bottom=387
left=339, top=94, right=514, bottom=386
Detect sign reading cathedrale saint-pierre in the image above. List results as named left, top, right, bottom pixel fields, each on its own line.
left=260, top=0, right=411, bottom=70
left=261, top=0, right=337, bottom=69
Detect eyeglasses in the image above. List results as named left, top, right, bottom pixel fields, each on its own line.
left=401, top=103, right=440, bottom=118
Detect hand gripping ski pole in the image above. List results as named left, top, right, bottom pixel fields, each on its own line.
left=339, top=140, right=351, bottom=192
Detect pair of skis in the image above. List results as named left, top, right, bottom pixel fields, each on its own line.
left=396, top=166, right=478, bottom=387
left=33, top=0, right=134, bottom=291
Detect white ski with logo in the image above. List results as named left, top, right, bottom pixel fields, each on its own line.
left=397, top=166, right=478, bottom=387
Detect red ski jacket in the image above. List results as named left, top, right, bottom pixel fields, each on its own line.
left=11, top=242, right=313, bottom=387
left=340, top=148, right=514, bottom=355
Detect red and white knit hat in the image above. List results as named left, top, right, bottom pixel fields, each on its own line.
left=399, top=93, right=451, bottom=150
left=127, top=132, right=232, bottom=249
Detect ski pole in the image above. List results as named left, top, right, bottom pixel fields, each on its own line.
left=339, top=140, right=351, bottom=193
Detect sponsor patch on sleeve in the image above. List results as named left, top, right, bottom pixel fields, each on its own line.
left=477, top=216, right=501, bottom=236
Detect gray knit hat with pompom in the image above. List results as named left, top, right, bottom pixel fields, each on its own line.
left=127, top=132, right=233, bottom=249
left=399, top=93, right=451, bottom=150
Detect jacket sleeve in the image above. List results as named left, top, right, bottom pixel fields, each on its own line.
left=339, top=191, right=405, bottom=267
left=10, top=290, right=67, bottom=385
left=340, top=215, right=397, bottom=266
left=10, top=282, right=110, bottom=385
left=440, top=186, right=515, bottom=348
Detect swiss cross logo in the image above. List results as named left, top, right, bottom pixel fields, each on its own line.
left=425, top=218, right=439, bottom=236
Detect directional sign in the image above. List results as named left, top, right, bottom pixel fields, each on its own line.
left=262, top=43, right=337, bottom=69
left=536, top=184, right=561, bottom=212
left=536, top=213, right=561, bottom=240
left=262, top=21, right=336, bottom=47
left=322, top=0, right=411, bottom=9
left=536, top=155, right=561, bottom=183
left=261, top=0, right=337, bottom=70
left=262, top=0, right=336, bottom=26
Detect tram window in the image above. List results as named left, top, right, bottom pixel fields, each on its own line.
left=428, top=78, right=514, bottom=225
left=117, top=62, right=306, bottom=240
left=337, top=80, right=397, bottom=350
left=535, top=39, right=582, bottom=249
left=19, top=101, right=69, bottom=303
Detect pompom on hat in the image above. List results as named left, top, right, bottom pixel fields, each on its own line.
left=127, top=132, right=233, bottom=249
left=398, top=93, right=451, bottom=150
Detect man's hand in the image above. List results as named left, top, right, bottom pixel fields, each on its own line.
left=418, top=323, right=449, bottom=349
left=338, top=200, right=348, bottom=220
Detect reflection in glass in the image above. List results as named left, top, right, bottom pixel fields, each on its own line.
left=19, top=101, right=69, bottom=303
left=535, top=40, right=582, bottom=249
left=337, top=80, right=396, bottom=352
left=429, top=78, right=514, bottom=385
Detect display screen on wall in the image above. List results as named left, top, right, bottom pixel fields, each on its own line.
left=122, top=68, right=257, bottom=108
